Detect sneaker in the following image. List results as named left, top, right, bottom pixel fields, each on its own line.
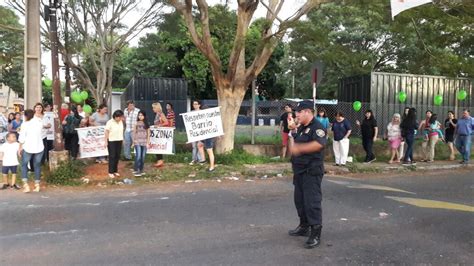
left=108, top=173, right=115, bottom=179
left=33, top=184, right=40, bottom=192
left=402, top=161, right=410, bottom=165
left=23, top=183, right=31, bottom=193
left=1, top=184, right=9, bottom=190
left=12, top=184, right=21, bottom=190
left=95, top=159, right=101, bottom=163
left=368, top=158, right=376, bottom=163
left=189, top=160, right=196, bottom=166
left=198, top=160, right=206, bottom=165
left=333, top=163, right=340, bottom=166
left=114, top=172, right=120, bottom=177
left=134, top=172, right=142, bottom=177
left=410, top=161, right=417, bottom=165
left=207, top=168, right=215, bottom=172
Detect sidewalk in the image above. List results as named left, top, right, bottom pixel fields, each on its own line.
left=245, top=160, right=473, bottom=176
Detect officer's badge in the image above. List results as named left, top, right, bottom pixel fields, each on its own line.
left=316, top=129, right=325, bottom=137
left=304, top=128, right=311, bottom=134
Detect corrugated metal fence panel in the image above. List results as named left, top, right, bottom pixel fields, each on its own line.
left=338, top=74, right=371, bottom=102
left=370, top=72, right=473, bottom=136
left=122, top=77, right=188, bottom=130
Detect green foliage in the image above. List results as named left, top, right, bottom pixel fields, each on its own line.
left=216, top=149, right=278, bottom=165
left=0, top=6, right=24, bottom=97
left=46, top=160, right=84, bottom=186
left=112, top=5, right=287, bottom=100
left=288, top=0, right=474, bottom=98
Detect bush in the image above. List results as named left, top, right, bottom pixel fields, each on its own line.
left=46, top=160, right=84, bottom=186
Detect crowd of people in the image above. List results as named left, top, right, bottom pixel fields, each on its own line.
left=280, top=106, right=474, bottom=166
left=0, top=99, right=217, bottom=193
left=0, top=99, right=471, bottom=193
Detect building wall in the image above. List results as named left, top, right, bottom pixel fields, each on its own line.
left=0, top=83, right=24, bottom=114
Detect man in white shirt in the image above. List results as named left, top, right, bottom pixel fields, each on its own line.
left=123, top=100, right=140, bottom=160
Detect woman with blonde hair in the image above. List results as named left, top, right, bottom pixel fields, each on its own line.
left=386, top=113, right=402, bottom=164
left=152, top=102, right=169, bottom=167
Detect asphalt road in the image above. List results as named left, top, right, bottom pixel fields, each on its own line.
left=0, top=169, right=473, bottom=265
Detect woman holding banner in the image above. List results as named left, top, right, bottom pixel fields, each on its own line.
left=189, top=100, right=204, bottom=165
left=197, top=105, right=216, bottom=172
left=41, top=102, right=54, bottom=164
left=62, top=106, right=82, bottom=159
left=105, top=110, right=125, bottom=178
left=152, top=102, right=169, bottom=168
left=90, top=104, right=110, bottom=163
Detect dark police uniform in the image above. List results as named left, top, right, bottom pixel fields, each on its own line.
left=288, top=101, right=327, bottom=249
left=291, top=117, right=327, bottom=227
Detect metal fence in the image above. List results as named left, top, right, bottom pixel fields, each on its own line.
left=203, top=99, right=474, bottom=138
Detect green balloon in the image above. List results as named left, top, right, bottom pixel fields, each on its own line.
left=80, top=91, right=89, bottom=100
left=398, top=91, right=407, bottom=103
left=83, top=104, right=92, bottom=114
left=71, top=91, right=83, bottom=104
left=43, top=78, right=52, bottom=87
left=353, top=101, right=362, bottom=111
left=434, top=95, right=443, bottom=106
left=457, top=90, right=467, bottom=101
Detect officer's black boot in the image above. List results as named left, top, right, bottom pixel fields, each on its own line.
left=304, top=225, right=322, bottom=249
left=288, top=224, right=310, bottom=236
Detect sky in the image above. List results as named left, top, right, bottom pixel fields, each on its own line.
left=3, top=0, right=304, bottom=80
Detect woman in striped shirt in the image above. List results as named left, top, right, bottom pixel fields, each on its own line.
left=166, top=103, right=175, bottom=127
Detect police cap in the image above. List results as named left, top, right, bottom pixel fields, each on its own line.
left=295, top=100, right=314, bottom=112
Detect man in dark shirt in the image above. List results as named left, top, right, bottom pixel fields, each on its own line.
left=288, top=100, right=327, bottom=249
left=280, top=104, right=296, bottom=158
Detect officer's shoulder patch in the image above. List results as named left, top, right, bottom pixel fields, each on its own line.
left=316, top=129, right=325, bottom=138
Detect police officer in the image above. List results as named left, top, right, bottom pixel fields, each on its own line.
left=288, top=100, right=327, bottom=249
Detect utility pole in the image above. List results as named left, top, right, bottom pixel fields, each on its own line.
left=251, top=80, right=256, bottom=145
left=49, top=0, right=65, bottom=151
left=24, top=0, right=42, bottom=108
left=64, top=4, right=71, bottom=99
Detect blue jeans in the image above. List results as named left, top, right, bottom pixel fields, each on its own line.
left=192, top=141, right=202, bottom=162
left=134, top=145, right=147, bottom=172
left=455, top=135, right=472, bottom=162
left=22, top=150, right=44, bottom=183
left=123, top=131, right=133, bottom=159
left=403, top=134, right=415, bottom=162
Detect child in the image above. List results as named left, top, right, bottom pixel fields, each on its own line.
left=132, top=111, right=150, bottom=177
left=0, top=132, right=21, bottom=190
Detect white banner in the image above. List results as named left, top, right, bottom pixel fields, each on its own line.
left=76, top=126, right=108, bottom=158
left=44, top=112, right=55, bottom=140
left=147, top=126, right=175, bottom=155
left=391, top=0, right=432, bottom=19
left=181, top=107, right=224, bottom=143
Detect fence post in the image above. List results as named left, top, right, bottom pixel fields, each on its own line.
left=251, top=80, right=256, bottom=145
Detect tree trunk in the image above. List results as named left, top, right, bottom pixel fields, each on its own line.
left=215, top=84, right=246, bottom=154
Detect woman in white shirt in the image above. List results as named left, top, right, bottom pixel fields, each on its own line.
left=19, top=109, right=45, bottom=193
